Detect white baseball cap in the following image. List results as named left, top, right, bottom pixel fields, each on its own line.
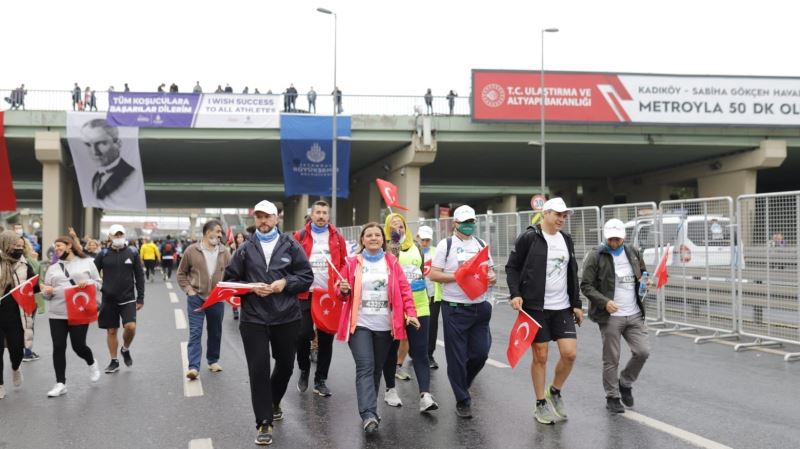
left=542, top=197, right=573, bottom=215
left=603, top=219, right=626, bottom=240
left=108, top=224, right=126, bottom=236
left=417, top=226, right=433, bottom=240
left=453, top=205, right=476, bottom=222
left=253, top=200, right=278, bottom=216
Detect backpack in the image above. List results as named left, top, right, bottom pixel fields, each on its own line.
left=444, top=236, right=486, bottom=263
left=163, top=242, right=173, bottom=253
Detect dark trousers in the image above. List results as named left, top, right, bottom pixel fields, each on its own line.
left=348, top=327, right=393, bottom=420
left=383, top=317, right=432, bottom=392
left=0, top=315, right=24, bottom=385
left=143, top=260, right=157, bottom=280
left=441, top=301, right=492, bottom=404
left=240, top=320, right=301, bottom=425
left=187, top=295, right=224, bottom=370
left=161, top=259, right=174, bottom=278
left=428, top=297, right=441, bottom=358
left=49, top=319, right=94, bottom=384
left=296, top=301, right=334, bottom=383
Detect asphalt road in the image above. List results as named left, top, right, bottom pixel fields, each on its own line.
left=1, top=278, right=798, bottom=449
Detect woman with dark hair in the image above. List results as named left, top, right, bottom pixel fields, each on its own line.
left=0, top=230, right=39, bottom=399
left=41, top=235, right=102, bottom=397
left=336, top=222, right=419, bottom=433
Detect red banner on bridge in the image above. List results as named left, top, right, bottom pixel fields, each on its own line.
left=0, top=112, right=18, bottom=211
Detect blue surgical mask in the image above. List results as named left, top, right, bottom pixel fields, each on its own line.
left=256, top=228, right=279, bottom=242
left=311, top=223, right=329, bottom=234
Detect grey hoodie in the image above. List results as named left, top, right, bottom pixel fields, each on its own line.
left=43, top=257, right=102, bottom=320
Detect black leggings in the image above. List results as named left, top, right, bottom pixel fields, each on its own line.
left=0, top=317, right=24, bottom=386
left=240, top=320, right=301, bottom=425
left=144, top=260, right=157, bottom=279
left=49, top=319, right=94, bottom=384
left=428, top=297, right=441, bottom=358
left=296, top=303, right=334, bottom=382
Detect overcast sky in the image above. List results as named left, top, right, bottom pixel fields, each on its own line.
left=3, top=0, right=799, bottom=97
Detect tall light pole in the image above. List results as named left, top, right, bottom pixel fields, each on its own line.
left=540, top=28, right=558, bottom=197
left=317, top=7, right=338, bottom=225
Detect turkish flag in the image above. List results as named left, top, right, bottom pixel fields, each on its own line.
left=228, top=296, right=241, bottom=308
left=65, top=283, right=98, bottom=325
left=454, top=246, right=490, bottom=300
left=0, top=112, right=17, bottom=212
left=423, top=258, right=432, bottom=277
left=375, top=178, right=408, bottom=211
left=194, top=283, right=253, bottom=311
left=226, top=227, right=234, bottom=245
left=654, top=244, right=671, bottom=289
left=506, top=310, right=541, bottom=368
left=10, top=275, right=38, bottom=315
left=311, top=288, right=341, bottom=334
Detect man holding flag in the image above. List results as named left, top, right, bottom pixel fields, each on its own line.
left=429, top=205, right=496, bottom=419
left=292, top=200, right=347, bottom=397
left=177, top=220, right=232, bottom=380
left=505, top=198, right=583, bottom=425
left=0, top=230, right=39, bottom=399
left=580, top=218, right=651, bottom=414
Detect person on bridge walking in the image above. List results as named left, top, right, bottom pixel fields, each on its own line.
left=94, top=225, right=145, bottom=374
left=41, top=235, right=102, bottom=397
left=429, top=205, right=497, bottom=419
left=292, top=201, right=346, bottom=398
left=307, top=87, right=317, bottom=114
left=380, top=213, right=439, bottom=413
left=139, top=237, right=160, bottom=283
left=505, top=198, right=584, bottom=425
left=335, top=222, right=420, bottom=433
left=224, top=200, right=313, bottom=446
left=424, top=88, right=433, bottom=114
left=71, top=83, right=82, bottom=110
left=0, top=230, right=40, bottom=400
left=177, top=220, right=231, bottom=381
left=580, top=219, right=651, bottom=414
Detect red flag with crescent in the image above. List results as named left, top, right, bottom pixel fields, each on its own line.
left=311, top=287, right=341, bottom=334
left=506, top=310, right=541, bottom=368
left=10, top=275, right=38, bottom=315
left=65, top=283, right=98, bottom=325
left=423, top=258, right=432, bottom=277
left=454, top=245, right=490, bottom=300
left=375, top=178, right=408, bottom=211
left=195, top=284, right=252, bottom=311
left=227, top=296, right=241, bottom=308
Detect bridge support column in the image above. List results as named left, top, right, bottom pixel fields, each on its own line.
left=34, top=131, right=67, bottom=250
left=284, top=195, right=309, bottom=233
left=698, top=170, right=756, bottom=199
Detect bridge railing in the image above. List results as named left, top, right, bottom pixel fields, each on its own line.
left=1, top=89, right=473, bottom=117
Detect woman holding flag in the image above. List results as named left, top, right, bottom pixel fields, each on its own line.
left=336, top=222, right=419, bottom=433
left=0, top=230, right=39, bottom=399
left=176, top=220, right=231, bottom=380
left=41, top=235, right=103, bottom=397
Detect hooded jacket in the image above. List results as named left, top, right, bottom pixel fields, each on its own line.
left=223, top=232, right=313, bottom=326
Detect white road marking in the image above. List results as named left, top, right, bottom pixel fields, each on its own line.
left=174, top=308, right=187, bottom=330
left=169, top=292, right=179, bottom=303
left=188, top=438, right=213, bottom=449
left=621, top=411, right=733, bottom=449
left=166, top=282, right=174, bottom=289
left=181, top=342, right=204, bottom=397
left=436, top=339, right=510, bottom=368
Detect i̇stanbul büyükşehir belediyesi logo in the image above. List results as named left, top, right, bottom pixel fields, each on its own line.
left=481, top=83, right=506, bottom=108
left=307, top=143, right=326, bottom=163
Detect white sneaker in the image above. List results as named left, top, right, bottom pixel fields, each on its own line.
left=12, top=369, right=22, bottom=387
left=419, top=392, right=439, bottom=413
left=0, top=385, right=6, bottom=399
left=47, top=383, right=67, bottom=397
left=384, top=388, right=403, bottom=407
left=89, top=361, right=101, bottom=382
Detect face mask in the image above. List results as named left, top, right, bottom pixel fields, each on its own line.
left=457, top=222, right=476, bottom=236
left=112, top=238, right=126, bottom=248
left=391, top=230, right=402, bottom=243
left=15, top=229, right=24, bottom=236
left=208, top=237, right=220, bottom=246
left=10, top=249, right=24, bottom=260
left=59, top=250, right=70, bottom=260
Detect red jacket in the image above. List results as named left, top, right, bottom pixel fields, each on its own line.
left=293, top=222, right=347, bottom=300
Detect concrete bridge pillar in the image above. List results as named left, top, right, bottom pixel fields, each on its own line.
left=34, top=131, right=67, bottom=249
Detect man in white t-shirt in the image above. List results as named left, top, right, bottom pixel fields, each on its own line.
left=429, top=205, right=497, bottom=419
left=580, top=218, right=650, bottom=414
left=506, top=198, right=583, bottom=425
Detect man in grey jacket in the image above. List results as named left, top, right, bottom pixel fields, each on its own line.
left=580, top=218, right=650, bottom=414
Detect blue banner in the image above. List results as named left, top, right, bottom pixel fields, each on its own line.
left=280, top=115, right=351, bottom=198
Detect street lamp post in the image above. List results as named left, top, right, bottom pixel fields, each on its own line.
left=317, top=7, right=338, bottom=225
left=540, top=28, right=558, bottom=197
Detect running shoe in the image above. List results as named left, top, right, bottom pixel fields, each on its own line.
left=208, top=363, right=223, bottom=372
left=120, top=348, right=133, bottom=367
left=105, top=359, right=120, bottom=374
left=534, top=401, right=558, bottom=425
left=273, top=403, right=284, bottom=421
left=395, top=365, right=412, bottom=381
left=89, top=361, right=101, bottom=382
left=619, top=381, right=634, bottom=407
left=420, top=393, right=439, bottom=413
left=384, top=388, right=403, bottom=407
left=546, top=385, right=568, bottom=419
left=362, top=417, right=379, bottom=433
left=47, top=383, right=67, bottom=397
left=455, top=400, right=473, bottom=419
left=429, top=357, right=439, bottom=370
left=606, top=397, right=625, bottom=414
left=22, top=350, right=40, bottom=362
left=255, top=423, right=273, bottom=446
left=186, top=369, right=199, bottom=380
left=297, top=370, right=309, bottom=392
left=313, top=381, right=332, bottom=397
left=12, top=369, right=22, bottom=387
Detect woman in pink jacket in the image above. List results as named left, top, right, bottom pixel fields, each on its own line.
left=336, top=222, right=419, bottom=433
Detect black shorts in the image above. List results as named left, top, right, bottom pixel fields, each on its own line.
left=98, top=301, right=137, bottom=329
left=527, top=307, right=577, bottom=343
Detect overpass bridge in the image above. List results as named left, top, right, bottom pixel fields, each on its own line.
left=4, top=100, right=800, bottom=246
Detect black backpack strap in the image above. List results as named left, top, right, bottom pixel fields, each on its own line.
left=58, top=262, right=76, bottom=285
left=445, top=236, right=453, bottom=262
